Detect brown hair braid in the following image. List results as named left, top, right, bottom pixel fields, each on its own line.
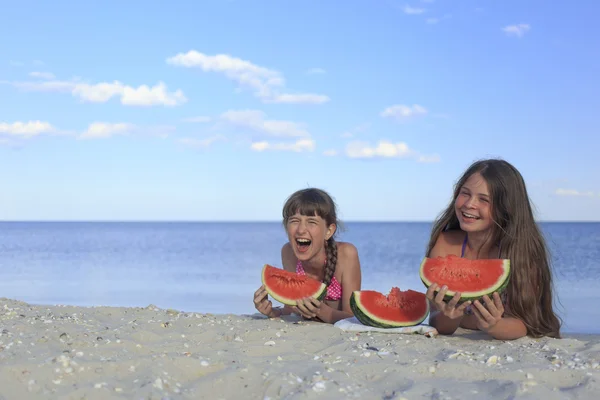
left=324, top=237, right=338, bottom=286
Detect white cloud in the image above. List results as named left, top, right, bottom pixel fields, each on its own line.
left=270, top=93, right=329, bottom=104
left=0, top=121, right=55, bottom=138
left=72, top=81, right=125, bottom=102
left=346, top=140, right=413, bottom=159
left=250, top=138, right=315, bottom=153
left=426, top=14, right=451, bottom=24
left=178, top=110, right=316, bottom=153
left=323, top=149, right=338, bottom=156
left=5, top=78, right=186, bottom=107
left=404, top=6, right=426, bottom=15
left=381, top=104, right=428, bottom=121
left=555, top=188, right=595, bottom=197
left=182, top=116, right=212, bottom=123
left=502, top=24, right=531, bottom=38
left=179, top=135, right=224, bottom=149
left=29, top=71, right=55, bottom=80
left=306, top=67, right=326, bottom=75
left=6, top=79, right=77, bottom=92
left=166, top=50, right=330, bottom=104
left=417, top=154, right=441, bottom=163
left=341, top=123, right=370, bottom=138
left=74, top=81, right=187, bottom=106
left=122, top=82, right=186, bottom=106
left=220, top=110, right=310, bottom=138
left=345, top=139, right=440, bottom=162
left=79, top=122, right=135, bottom=139
left=78, top=122, right=174, bottom=140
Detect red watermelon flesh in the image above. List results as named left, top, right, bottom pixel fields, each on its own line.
left=350, top=287, right=429, bottom=328
left=419, top=255, right=510, bottom=301
left=261, top=264, right=327, bottom=306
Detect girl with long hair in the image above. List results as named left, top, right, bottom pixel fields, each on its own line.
left=425, top=159, right=562, bottom=340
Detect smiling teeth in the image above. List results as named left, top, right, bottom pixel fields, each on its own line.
left=297, top=239, right=311, bottom=244
left=462, top=212, right=478, bottom=219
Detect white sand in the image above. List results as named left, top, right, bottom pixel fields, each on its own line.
left=1, top=298, right=599, bottom=399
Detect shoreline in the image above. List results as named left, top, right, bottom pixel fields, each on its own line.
left=1, top=298, right=599, bottom=399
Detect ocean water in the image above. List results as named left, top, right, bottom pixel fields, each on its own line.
left=0, top=222, right=598, bottom=334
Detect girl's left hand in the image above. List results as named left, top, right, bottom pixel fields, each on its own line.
left=294, top=297, right=322, bottom=319
left=471, top=292, right=504, bottom=332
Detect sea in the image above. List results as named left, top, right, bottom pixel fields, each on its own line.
left=0, top=222, right=598, bottom=335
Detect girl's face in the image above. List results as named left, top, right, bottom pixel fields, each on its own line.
left=286, top=212, right=335, bottom=262
left=454, top=172, right=494, bottom=233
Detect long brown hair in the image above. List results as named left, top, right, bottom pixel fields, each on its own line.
left=282, top=188, right=339, bottom=286
left=426, top=159, right=562, bottom=338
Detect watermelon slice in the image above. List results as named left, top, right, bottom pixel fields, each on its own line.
left=261, top=264, right=327, bottom=306
left=419, top=255, right=510, bottom=301
left=350, top=287, right=429, bottom=328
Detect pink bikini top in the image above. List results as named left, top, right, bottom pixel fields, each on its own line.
left=296, top=260, right=342, bottom=301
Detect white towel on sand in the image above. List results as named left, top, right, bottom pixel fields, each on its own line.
left=334, top=317, right=438, bottom=337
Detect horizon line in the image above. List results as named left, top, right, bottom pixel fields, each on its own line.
left=1, top=219, right=599, bottom=224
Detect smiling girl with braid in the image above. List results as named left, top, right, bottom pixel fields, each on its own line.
left=253, top=188, right=362, bottom=324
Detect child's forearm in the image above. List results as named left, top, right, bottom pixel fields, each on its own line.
left=429, top=310, right=463, bottom=335
left=486, top=317, right=528, bottom=340
left=316, top=304, right=353, bottom=324
left=270, top=305, right=294, bottom=318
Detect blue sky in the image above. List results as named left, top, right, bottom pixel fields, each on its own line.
left=1, top=0, right=598, bottom=221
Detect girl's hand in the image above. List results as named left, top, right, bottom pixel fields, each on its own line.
left=253, top=285, right=281, bottom=318
left=471, top=293, right=504, bottom=332
left=426, top=283, right=472, bottom=320
left=293, top=297, right=322, bottom=319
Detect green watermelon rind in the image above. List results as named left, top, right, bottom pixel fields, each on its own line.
left=350, top=291, right=430, bottom=328
left=261, top=264, right=327, bottom=306
left=419, top=257, right=511, bottom=302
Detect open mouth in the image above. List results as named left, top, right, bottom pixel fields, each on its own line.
left=461, top=211, right=480, bottom=221
left=295, top=238, right=312, bottom=253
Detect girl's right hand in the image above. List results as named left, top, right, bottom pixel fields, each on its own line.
left=426, top=283, right=472, bottom=320
left=253, top=285, right=281, bottom=318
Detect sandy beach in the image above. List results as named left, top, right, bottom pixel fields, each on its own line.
left=1, top=298, right=598, bottom=400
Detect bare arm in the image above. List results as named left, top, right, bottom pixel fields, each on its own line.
left=471, top=296, right=528, bottom=340
left=317, top=243, right=362, bottom=324
left=426, top=233, right=466, bottom=335
left=428, top=296, right=467, bottom=334
left=486, top=317, right=528, bottom=340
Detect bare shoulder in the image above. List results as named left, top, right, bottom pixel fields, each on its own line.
left=429, top=230, right=464, bottom=257
left=280, top=242, right=296, bottom=272
left=336, top=241, right=359, bottom=260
